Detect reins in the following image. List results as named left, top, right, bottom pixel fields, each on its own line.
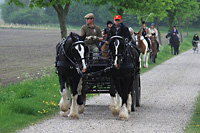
left=56, top=39, right=85, bottom=75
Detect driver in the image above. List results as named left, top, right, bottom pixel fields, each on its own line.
left=80, top=13, right=103, bottom=54
left=109, top=15, right=132, bottom=42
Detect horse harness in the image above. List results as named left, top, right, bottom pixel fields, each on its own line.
left=55, top=39, right=85, bottom=75
left=110, top=36, right=140, bottom=70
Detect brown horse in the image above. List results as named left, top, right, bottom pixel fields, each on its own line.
left=101, top=42, right=109, bottom=58
left=150, top=33, right=157, bottom=63
left=134, top=33, right=149, bottom=68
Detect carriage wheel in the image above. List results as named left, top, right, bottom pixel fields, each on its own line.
left=135, top=74, right=141, bottom=107
left=131, top=87, right=136, bottom=111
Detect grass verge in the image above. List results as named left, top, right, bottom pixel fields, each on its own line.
left=0, top=32, right=197, bottom=133
left=185, top=93, right=200, bottom=132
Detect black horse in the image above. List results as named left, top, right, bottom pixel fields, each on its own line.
left=108, top=36, right=140, bottom=120
left=55, top=32, right=88, bottom=119
left=166, top=31, right=180, bottom=55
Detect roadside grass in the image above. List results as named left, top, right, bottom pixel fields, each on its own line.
left=185, top=93, right=200, bottom=133
left=0, top=68, right=94, bottom=133
left=0, top=69, right=60, bottom=132
left=0, top=30, right=197, bottom=132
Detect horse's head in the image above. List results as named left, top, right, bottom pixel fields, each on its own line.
left=150, top=33, right=156, bottom=42
left=109, top=36, right=125, bottom=69
left=70, top=32, right=88, bottom=73
left=166, top=31, right=172, bottom=38
left=135, top=34, right=147, bottom=54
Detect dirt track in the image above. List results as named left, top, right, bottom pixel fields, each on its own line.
left=19, top=49, right=200, bottom=133
left=0, top=29, right=80, bottom=86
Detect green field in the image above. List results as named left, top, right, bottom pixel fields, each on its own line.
left=0, top=27, right=199, bottom=132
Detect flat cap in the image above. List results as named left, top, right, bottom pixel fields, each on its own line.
left=85, top=13, right=94, bottom=19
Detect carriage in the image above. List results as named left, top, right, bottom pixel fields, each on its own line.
left=56, top=33, right=141, bottom=120
left=81, top=49, right=141, bottom=112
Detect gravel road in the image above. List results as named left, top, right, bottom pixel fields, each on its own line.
left=19, top=48, right=200, bottom=133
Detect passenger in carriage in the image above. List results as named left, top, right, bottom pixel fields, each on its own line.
left=80, top=13, right=103, bottom=55
left=103, top=21, right=113, bottom=41
left=109, top=15, right=132, bottom=42
left=100, top=21, right=113, bottom=57
left=137, top=21, right=151, bottom=51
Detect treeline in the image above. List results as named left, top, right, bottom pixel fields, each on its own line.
left=1, top=0, right=140, bottom=27
left=1, top=0, right=200, bottom=28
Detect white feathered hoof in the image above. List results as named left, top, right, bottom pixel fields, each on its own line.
left=109, top=104, right=120, bottom=116
left=59, top=89, right=70, bottom=112
left=59, top=97, right=70, bottom=112
left=119, top=104, right=129, bottom=120
left=68, top=112, right=79, bottom=120
left=78, top=104, right=85, bottom=114
left=60, top=110, right=69, bottom=117
left=68, top=95, right=79, bottom=120
left=127, top=94, right=132, bottom=114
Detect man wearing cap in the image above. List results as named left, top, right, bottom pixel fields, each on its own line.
left=149, top=23, right=159, bottom=52
left=110, top=15, right=132, bottom=42
left=80, top=13, right=103, bottom=55
left=137, top=21, right=151, bottom=51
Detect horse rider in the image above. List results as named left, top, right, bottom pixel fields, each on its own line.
left=192, top=34, right=199, bottom=49
left=137, top=21, right=151, bottom=52
left=149, top=23, right=160, bottom=52
left=172, top=26, right=180, bottom=41
left=80, top=13, right=103, bottom=56
left=109, top=15, right=132, bottom=43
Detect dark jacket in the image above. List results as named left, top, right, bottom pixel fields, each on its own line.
left=193, top=36, right=199, bottom=41
left=103, top=27, right=112, bottom=41
left=172, top=29, right=179, bottom=35
left=110, top=23, right=132, bottom=41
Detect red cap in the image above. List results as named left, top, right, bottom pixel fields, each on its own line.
left=114, top=15, right=121, bottom=20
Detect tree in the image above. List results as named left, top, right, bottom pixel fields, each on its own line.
left=126, top=0, right=172, bottom=45
left=8, top=0, right=73, bottom=38
left=175, top=0, right=199, bottom=41
left=1, top=0, right=50, bottom=24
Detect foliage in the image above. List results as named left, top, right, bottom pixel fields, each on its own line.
left=176, top=0, right=200, bottom=26
left=1, top=0, right=57, bottom=24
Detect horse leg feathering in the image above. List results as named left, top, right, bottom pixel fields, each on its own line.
left=109, top=96, right=119, bottom=116
left=119, top=103, right=129, bottom=120
left=68, top=94, right=79, bottom=119
left=77, top=78, right=84, bottom=114
left=59, top=88, right=70, bottom=117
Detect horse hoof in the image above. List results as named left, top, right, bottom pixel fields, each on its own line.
left=68, top=113, right=79, bottom=120
left=119, top=104, right=129, bottom=120
left=60, top=111, right=69, bottom=117
left=78, top=105, right=85, bottom=114
left=109, top=105, right=119, bottom=116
